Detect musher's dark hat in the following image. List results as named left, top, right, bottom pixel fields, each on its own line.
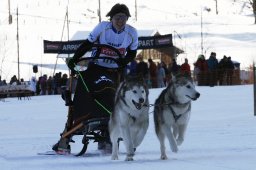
left=106, top=3, right=131, bottom=19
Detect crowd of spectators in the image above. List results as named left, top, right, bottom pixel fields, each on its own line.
left=194, top=52, right=235, bottom=86
left=0, top=72, right=76, bottom=96
left=0, top=52, right=237, bottom=96
left=125, top=52, right=236, bottom=88
left=125, top=55, right=191, bottom=88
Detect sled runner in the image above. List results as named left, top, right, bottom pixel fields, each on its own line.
left=53, top=44, right=124, bottom=156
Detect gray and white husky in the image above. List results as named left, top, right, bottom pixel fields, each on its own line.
left=109, top=76, right=149, bottom=161
left=154, top=75, right=200, bottom=160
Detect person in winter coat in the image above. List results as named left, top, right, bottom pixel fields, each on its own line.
left=180, top=58, right=191, bottom=77
left=46, top=76, right=54, bottom=95
left=207, top=52, right=218, bottom=86
left=157, top=62, right=166, bottom=88
left=169, top=59, right=180, bottom=75
left=218, top=55, right=228, bottom=85
left=29, top=76, right=36, bottom=95
left=148, top=58, right=157, bottom=88
left=226, top=56, right=235, bottom=85
left=136, top=54, right=149, bottom=83
left=40, top=75, right=47, bottom=95
left=194, top=54, right=208, bottom=86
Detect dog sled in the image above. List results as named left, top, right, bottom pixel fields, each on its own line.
left=53, top=44, right=124, bottom=156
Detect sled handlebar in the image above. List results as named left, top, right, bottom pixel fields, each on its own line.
left=74, top=44, right=124, bottom=71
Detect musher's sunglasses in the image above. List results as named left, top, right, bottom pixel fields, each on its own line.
left=113, top=15, right=128, bottom=21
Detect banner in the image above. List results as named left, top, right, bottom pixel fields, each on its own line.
left=44, top=34, right=173, bottom=54
left=138, top=34, right=173, bottom=49
left=44, top=40, right=84, bottom=54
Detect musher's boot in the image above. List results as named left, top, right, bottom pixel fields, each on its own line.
left=52, top=137, right=71, bottom=155
left=104, top=142, right=112, bottom=154
left=98, top=141, right=112, bottom=154
left=97, top=141, right=106, bottom=150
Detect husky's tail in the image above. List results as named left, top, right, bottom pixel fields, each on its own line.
left=153, top=87, right=169, bottom=135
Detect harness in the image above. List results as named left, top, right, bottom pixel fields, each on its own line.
left=152, top=85, right=191, bottom=123
left=166, top=84, right=191, bottom=122
left=167, top=100, right=190, bottom=122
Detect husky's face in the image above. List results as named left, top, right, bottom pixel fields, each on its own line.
left=173, top=77, right=200, bottom=103
left=124, top=85, right=148, bottom=110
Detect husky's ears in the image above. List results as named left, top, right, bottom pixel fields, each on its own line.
left=171, top=73, right=193, bottom=83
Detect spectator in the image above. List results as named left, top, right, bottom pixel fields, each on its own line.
left=10, top=75, right=18, bottom=85
left=207, top=52, right=218, bottom=86
left=180, top=58, right=191, bottom=77
left=169, top=59, right=180, bottom=75
left=194, top=54, right=208, bottom=86
left=226, top=56, right=235, bottom=85
left=148, top=58, right=157, bottom=88
left=136, top=54, right=149, bottom=83
left=218, top=55, right=228, bottom=85
left=29, top=77, right=37, bottom=95
left=20, top=78, right=25, bottom=85
left=1, top=80, right=7, bottom=86
left=157, top=62, right=166, bottom=88
left=60, top=73, right=68, bottom=88
left=160, top=61, right=169, bottom=85
left=47, top=76, right=54, bottom=95
left=40, top=74, right=47, bottom=95
left=36, top=76, right=41, bottom=95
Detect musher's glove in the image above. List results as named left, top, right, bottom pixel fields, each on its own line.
left=67, top=58, right=76, bottom=72
left=118, top=58, right=129, bottom=67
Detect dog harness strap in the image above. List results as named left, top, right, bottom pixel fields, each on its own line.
left=167, top=95, right=181, bottom=122
left=168, top=105, right=182, bottom=122
left=167, top=100, right=191, bottom=122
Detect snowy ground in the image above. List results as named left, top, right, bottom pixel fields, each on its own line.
left=0, top=85, right=255, bottom=170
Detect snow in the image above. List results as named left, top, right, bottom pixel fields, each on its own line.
left=0, top=85, right=256, bottom=170
left=0, top=0, right=255, bottom=82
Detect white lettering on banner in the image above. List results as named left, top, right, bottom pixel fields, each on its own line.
left=46, top=44, right=60, bottom=50
left=101, top=47, right=125, bottom=56
left=62, top=44, right=81, bottom=51
left=138, top=39, right=154, bottom=47
left=157, top=38, right=170, bottom=45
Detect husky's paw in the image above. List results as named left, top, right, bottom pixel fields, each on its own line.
left=171, top=145, right=178, bottom=153
left=160, top=154, right=168, bottom=160
left=176, top=138, right=184, bottom=146
left=125, top=156, right=134, bottom=161
left=125, top=152, right=134, bottom=161
left=111, top=155, right=119, bottom=160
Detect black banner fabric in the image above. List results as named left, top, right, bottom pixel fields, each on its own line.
left=138, top=34, right=173, bottom=49
left=44, top=34, right=173, bottom=54
left=44, top=40, right=84, bottom=54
